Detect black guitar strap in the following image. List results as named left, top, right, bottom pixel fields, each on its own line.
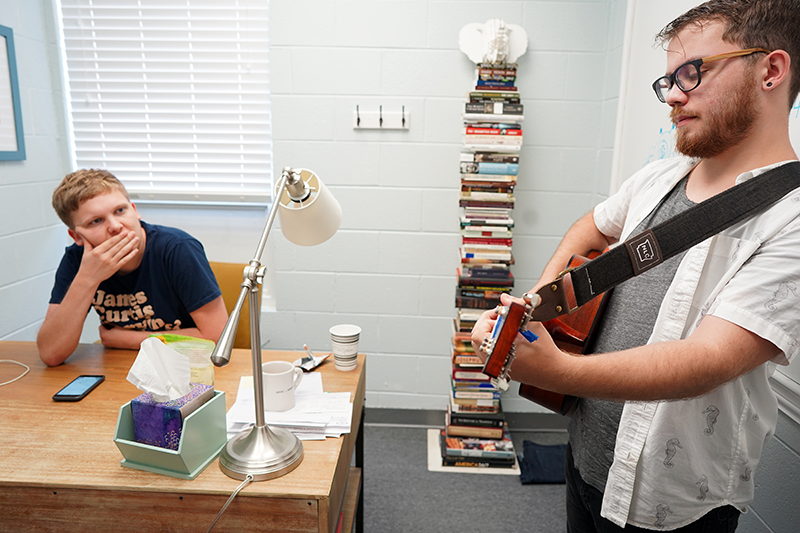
left=531, top=160, right=800, bottom=322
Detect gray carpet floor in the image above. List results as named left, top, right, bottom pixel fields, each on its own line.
left=362, top=425, right=569, bottom=533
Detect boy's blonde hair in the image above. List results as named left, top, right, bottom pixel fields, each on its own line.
left=52, top=169, right=130, bottom=229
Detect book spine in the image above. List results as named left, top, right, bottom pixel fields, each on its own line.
left=446, top=424, right=504, bottom=439
left=448, top=414, right=504, bottom=428
left=475, top=83, right=518, bottom=91
left=464, top=102, right=524, bottom=115
left=441, top=457, right=515, bottom=468
left=453, top=355, right=483, bottom=365
left=460, top=152, right=520, bottom=164
left=452, top=370, right=490, bottom=382
left=452, top=389, right=502, bottom=400
left=459, top=264, right=513, bottom=273
left=478, top=162, right=519, bottom=175
left=460, top=195, right=514, bottom=204
left=444, top=449, right=516, bottom=460
left=463, top=135, right=523, bottom=146
left=476, top=78, right=517, bottom=87
left=461, top=237, right=513, bottom=245
left=464, top=126, right=522, bottom=136
left=458, top=289, right=509, bottom=299
left=462, top=143, right=522, bottom=153
left=468, top=91, right=521, bottom=103
left=461, top=176, right=517, bottom=183
left=461, top=227, right=513, bottom=235
left=459, top=162, right=519, bottom=175
left=455, top=296, right=501, bottom=310
left=461, top=253, right=512, bottom=261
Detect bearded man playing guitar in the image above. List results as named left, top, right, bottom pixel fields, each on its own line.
left=471, top=1, right=800, bottom=531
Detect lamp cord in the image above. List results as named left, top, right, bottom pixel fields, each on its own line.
left=206, top=474, right=254, bottom=532
left=0, top=360, right=30, bottom=387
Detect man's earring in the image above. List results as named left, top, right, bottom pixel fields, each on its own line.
left=766, top=82, right=773, bottom=87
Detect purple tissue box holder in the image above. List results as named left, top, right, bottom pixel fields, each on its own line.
left=131, top=383, right=214, bottom=450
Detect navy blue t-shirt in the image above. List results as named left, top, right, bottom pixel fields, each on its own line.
left=50, top=221, right=221, bottom=332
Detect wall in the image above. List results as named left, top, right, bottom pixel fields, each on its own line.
left=0, top=0, right=72, bottom=342
left=264, top=0, right=627, bottom=412
left=0, top=0, right=625, bottom=413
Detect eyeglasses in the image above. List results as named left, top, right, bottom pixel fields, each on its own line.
left=651, top=48, right=771, bottom=103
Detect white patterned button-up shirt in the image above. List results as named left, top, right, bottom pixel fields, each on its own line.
left=592, top=157, right=800, bottom=530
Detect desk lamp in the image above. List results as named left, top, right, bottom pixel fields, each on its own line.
left=210, top=167, right=342, bottom=481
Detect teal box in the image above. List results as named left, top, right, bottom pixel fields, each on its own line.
left=113, top=390, right=227, bottom=479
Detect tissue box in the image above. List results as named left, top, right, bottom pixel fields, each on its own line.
left=131, top=383, right=214, bottom=450
left=114, top=391, right=227, bottom=479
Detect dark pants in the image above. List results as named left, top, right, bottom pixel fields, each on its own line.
left=565, top=444, right=740, bottom=532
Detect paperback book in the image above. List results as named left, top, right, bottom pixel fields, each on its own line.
left=440, top=427, right=515, bottom=459
left=460, top=151, right=520, bottom=164
left=468, top=91, right=521, bottom=104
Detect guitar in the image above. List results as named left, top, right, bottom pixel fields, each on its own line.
left=479, top=252, right=609, bottom=416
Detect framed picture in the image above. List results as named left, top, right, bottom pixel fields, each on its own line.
left=0, top=24, right=25, bottom=161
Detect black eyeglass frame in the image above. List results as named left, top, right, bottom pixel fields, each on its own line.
left=651, top=47, right=771, bottom=103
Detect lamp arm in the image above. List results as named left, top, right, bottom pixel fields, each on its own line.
left=210, top=168, right=294, bottom=367
left=210, top=282, right=251, bottom=367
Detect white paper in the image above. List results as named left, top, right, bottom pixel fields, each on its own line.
left=226, top=373, right=353, bottom=440
left=126, top=337, right=192, bottom=402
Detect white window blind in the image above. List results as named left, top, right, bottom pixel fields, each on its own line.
left=57, top=0, right=272, bottom=205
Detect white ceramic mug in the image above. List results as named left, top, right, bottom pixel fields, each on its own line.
left=262, top=360, right=303, bottom=412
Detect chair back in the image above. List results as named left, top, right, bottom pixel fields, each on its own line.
left=208, top=262, right=260, bottom=349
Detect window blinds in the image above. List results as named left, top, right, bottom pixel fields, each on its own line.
left=58, top=0, right=272, bottom=205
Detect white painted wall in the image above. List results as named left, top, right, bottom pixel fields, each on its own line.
left=0, top=0, right=73, bottom=342
left=1, top=0, right=627, bottom=413
left=261, top=0, right=628, bottom=412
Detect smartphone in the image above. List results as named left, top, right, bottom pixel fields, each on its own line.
left=52, top=375, right=105, bottom=402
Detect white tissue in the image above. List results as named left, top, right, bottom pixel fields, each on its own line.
left=127, top=337, right=192, bottom=402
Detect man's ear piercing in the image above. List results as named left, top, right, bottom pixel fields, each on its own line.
left=767, top=82, right=773, bottom=87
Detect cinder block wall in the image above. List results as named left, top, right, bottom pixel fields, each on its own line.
left=263, top=0, right=628, bottom=411
left=0, top=0, right=72, bottom=342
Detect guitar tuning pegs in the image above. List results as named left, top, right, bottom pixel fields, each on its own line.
left=520, top=293, right=540, bottom=330
left=480, top=335, right=493, bottom=355
left=523, top=292, right=541, bottom=307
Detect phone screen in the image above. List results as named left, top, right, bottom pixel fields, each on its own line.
left=53, top=375, right=105, bottom=401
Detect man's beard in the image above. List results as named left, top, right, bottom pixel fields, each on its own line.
left=672, top=68, right=759, bottom=159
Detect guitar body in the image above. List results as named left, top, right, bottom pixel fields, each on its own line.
left=481, top=252, right=608, bottom=416
left=520, top=252, right=609, bottom=415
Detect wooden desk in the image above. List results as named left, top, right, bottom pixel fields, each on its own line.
left=0, top=342, right=365, bottom=533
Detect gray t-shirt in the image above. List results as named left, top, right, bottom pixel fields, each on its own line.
left=568, top=175, right=695, bottom=493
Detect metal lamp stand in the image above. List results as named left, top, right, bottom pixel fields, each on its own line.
left=211, top=168, right=310, bottom=481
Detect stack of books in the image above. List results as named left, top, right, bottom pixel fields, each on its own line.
left=477, top=62, right=518, bottom=90
left=439, top=422, right=516, bottom=469
left=444, top=60, right=524, bottom=470
left=463, top=122, right=522, bottom=150
left=449, top=320, right=500, bottom=417
left=458, top=149, right=517, bottom=311
left=463, top=65, right=522, bottom=152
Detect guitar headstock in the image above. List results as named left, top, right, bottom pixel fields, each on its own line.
left=480, top=295, right=538, bottom=390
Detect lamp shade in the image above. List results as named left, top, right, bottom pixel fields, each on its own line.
left=276, top=168, right=342, bottom=246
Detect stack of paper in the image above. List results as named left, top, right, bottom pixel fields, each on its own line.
left=225, top=372, right=353, bottom=440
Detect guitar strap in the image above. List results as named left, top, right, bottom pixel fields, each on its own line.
left=531, top=160, right=800, bottom=322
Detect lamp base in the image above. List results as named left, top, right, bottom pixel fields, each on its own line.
left=218, top=424, right=303, bottom=481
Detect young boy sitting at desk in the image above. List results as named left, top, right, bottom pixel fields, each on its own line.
left=37, top=169, right=228, bottom=366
